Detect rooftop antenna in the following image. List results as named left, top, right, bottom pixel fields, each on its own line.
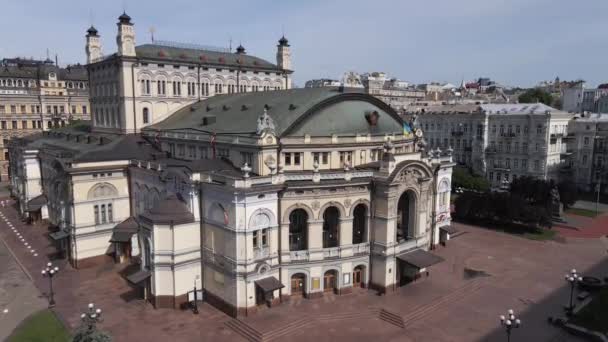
left=149, top=26, right=156, bottom=42
left=46, top=48, right=50, bottom=60
left=229, top=36, right=232, bottom=52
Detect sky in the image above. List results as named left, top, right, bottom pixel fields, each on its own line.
left=1, top=0, right=607, bottom=88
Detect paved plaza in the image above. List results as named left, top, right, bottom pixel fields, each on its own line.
left=0, top=198, right=606, bottom=341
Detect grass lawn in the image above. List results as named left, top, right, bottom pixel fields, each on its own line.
left=571, top=288, right=608, bottom=334
left=566, top=208, right=600, bottom=218
left=522, top=228, right=557, bottom=241
left=8, top=309, right=70, bottom=342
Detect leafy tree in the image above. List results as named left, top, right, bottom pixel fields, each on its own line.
left=518, top=88, right=553, bottom=106
left=558, top=180, right=579, bottom=209
left=452, top=167, right=490, bottom=192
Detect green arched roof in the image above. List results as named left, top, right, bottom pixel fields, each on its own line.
left=147, top=87, right=404, bottom=137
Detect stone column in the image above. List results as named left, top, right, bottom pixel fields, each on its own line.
left=339, top=217, right=353, bottom=258
left=308, top=220, right=323, bottom=261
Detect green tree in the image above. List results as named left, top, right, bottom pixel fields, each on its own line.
left=518, top=88, right=553, bottom=106
left=451, top=167, right=490, bottom=192
left=558, top=180, right=579, bottom=209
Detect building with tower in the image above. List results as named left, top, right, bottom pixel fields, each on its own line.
left=85, top=12, right=293, bottom=134
left=8, top=12, right=453, bottom=319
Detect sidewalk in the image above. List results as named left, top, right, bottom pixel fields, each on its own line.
left=0, top=200, right=238, bottom=342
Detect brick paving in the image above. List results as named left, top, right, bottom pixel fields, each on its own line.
left=553, top=212, right=608, bottom=239
left=1, top=198, right=606, bottom=341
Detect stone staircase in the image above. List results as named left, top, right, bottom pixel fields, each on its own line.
left=401, top=278, right=485, bottom=327
left=225, top=307, right=405, bottom=342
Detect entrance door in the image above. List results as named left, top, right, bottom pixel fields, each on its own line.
left=353, top=267, right=363, bottom=287
left=323, top=271, right=337, bottom=292
left=291, top=274, right=305, bottom=296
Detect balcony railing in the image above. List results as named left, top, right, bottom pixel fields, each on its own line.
left=451, top=131, right=464, bottom=137
left=289, top=250, right=310, bottom=262
left=485, top=147, right=497, bottom=154
left=500, top=132, right=517, bottom=138
left=323, top=247, right=341, bottom=259
left=352, top=242, right=370, bottom=255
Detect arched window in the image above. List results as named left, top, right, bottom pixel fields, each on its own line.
left=322, top=207, right=340, bottom=248
left=289, top=209, right=308, bottom=251
left=214, top=80, right=223, bottom=94
left=172, top=77, right=182, bottom=96
left=397, top=191, right=416, bottom=242
left=352, top=204, right=367, bottom=244
left=143, top=107, right=149, bottom=124
left=88, top=183, right=119, bottom=199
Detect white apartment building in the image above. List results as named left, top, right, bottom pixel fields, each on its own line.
left=405, top=103, right=574, bottom=188
left=566, top=113, right=608, bottom=193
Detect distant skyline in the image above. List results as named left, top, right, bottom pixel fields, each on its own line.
left=1, top=0, right=607, bottom=87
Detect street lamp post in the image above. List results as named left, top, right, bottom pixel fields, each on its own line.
left=81, top=303, right=103, bottom=332
left=41, top=262, right=59, bottom=307
left=565, top=269, right=583, bottom=314
left=500, top=309, right=521, bottom=342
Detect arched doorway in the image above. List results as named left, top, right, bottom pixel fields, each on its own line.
left=352, top=204, right=367, bottom=244
left=289, top=209, right=308, bottom=251
left=323, top=270, right=338, bottom=293
left=322, top=207, right=340, bottom=248
left=397, top=191, right=415, bottom=242
left=291, top=273, right=306, bottom=296
left=353, top=265, right=366, bottom=288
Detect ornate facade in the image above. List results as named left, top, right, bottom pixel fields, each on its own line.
left=8, top=12, right=453, bottom=318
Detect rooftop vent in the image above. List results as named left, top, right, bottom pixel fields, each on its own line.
left=288, top=104, right=297, bottom=110
left=206, top=105, right=213, bottom=112
left=222, top=104, right=231, bottom=111
left=201, top=116, right=216, bottom=126
left=241, top=104, right=249, bottom=111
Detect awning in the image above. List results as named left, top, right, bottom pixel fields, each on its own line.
left=126, top=270, right=151, bottom=285
left=440, top=225, right=458, bottom=234
left=254, top=276, right=285, bottom=293
left=25, top=194, right=47, bottom=212
left=397, top=249, right=444, bottom=269
left=110, top=231, right=136, bottom=243
left=49, top=230, right=69, bottom=241
left=109, top=217, right=139, bottom=243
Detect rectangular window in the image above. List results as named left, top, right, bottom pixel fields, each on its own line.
left=240, top=152, right=253, bottom=165
left=82, top=106, right=87, bottom=114
left=261, top=229, right=268, bottom=247
left=489, top=172, right=493, bottom=181
left=107, top=204, right=113, bottom=223
left=71, top=105, right=77, bottom=114
left=285, top=153, right=292, bottom=165
left=322, top=152, right=329, bottom=165
left=514, top=159, right=519, bottom=169
left=11, top=121, right=17, bottom=129
left=253, top=231, right=259, bottom=248
left=101, top=204, right=107, bottom=223
left=188, top=145, right=196, bottom=158
left=177, top=144, right=185, bottom=156
left=1, top=121, right=6, bottom=130
left=218, top=148, right=229, bottom=158
left=20, top=105, right=26, bottom=113
left=94, top=205, right=100, bottom=224
left=339, top=151, right=352, bottom=166
left=522, top=159, right=527, bottom=169
left=21, top=121, right=27, bottom=129
left=10, top=105, right=16, bottom=114
left=199, top=146, right=208, bottom=159
left=534, top=160, right=540, bottom=171
left=313, top=152, right=320, bottom=164
left=294, top=152, right=301, bottom=165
